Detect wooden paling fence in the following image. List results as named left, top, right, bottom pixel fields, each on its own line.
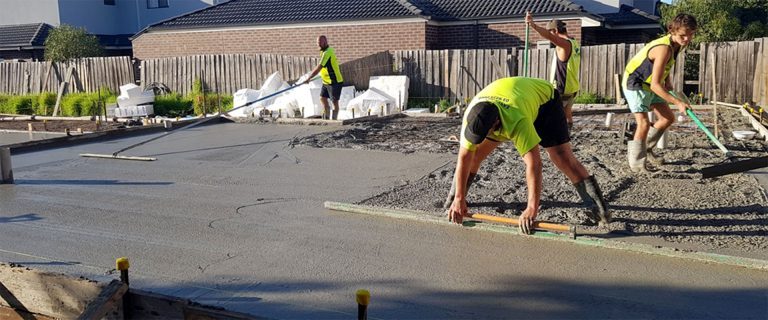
left=396, top=43, right=686, bottom=103
left=0, top=56, right=133, bottom=95
left=140, top=54, right=318, bottom=96
left=393, top=49, right=514, bottom=103
left=699, top=39, right=763, bottom=105
left=754, top=38, right=768, bottom=107
left=139, top=51, right=393, bottom=95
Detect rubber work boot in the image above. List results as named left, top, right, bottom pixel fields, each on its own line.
left=442, top=172, right=477, bottom=209
left=573, top=176, right=611, bottom=225
left=627, top=140, right=655, bottom=173
left=645, top=127, right=664, bottom=151
left=584, top=176, right=610, bottom=224
left=331, top=109, right=339, bottom=120
left=645, top=127, right=665, bottom=164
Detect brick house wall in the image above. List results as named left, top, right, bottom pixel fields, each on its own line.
left=133, top=19, right=587, bottom=62
left=133, top=21, right=429, bottom=62
left=434, top=20, right=582, bottom=50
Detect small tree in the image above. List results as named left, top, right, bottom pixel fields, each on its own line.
left=44, top=25, right=103, bottom=62
left=660, top=0, right=768, bottom=45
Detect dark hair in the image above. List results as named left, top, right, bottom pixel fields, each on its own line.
left=668, top=13, right=697, bottom=33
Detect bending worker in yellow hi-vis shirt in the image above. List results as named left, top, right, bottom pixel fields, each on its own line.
left=304, top=35, right=344, bottom=120
left=623, top=14, right=696, bottom=173
left=445, top=77, right=610, bottom=234
left=525, top=12, right=580, bottom=129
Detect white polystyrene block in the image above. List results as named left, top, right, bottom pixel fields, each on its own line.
left=231, top=88, right=261, bottom=117
left=403, top=108, right=430, bottom=114
left=368, top=75, right=409, bottom=111
left=339, top=86, right=356, bottom=110
left=347, top=88, right=395, bottom=116
left=292, top=86, right=323, bottom=118
left=337, top=109, right=354, bottom=120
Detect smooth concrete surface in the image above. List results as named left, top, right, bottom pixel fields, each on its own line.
left=1, top=123, right=767, bottom=319
left=1, top=131, right=67, bottom=145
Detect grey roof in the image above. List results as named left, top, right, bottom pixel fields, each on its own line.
left=0, top=23, right=52, bottom=48
left=153, top=0, right=421, bottom=30
left=412, top=0, right=585, bottom=20
left=601, top=4, right=660, bottom=26
left=144, top=0, right=589, bottom=32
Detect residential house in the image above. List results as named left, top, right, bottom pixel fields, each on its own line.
left=0, top=0, right=221, bottom=60
left=131, top=0, right=663, bottom=62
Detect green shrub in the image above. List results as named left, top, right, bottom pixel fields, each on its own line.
left=574, top=92, right=613, bottom=104
left=154, top=93, right=192, bottom=117
left=59, top=93, right=87, bottom=116
left=36, top=92, right=57, bottom=115
left=80, top=95, right=102, bottom=116
left=1, top=96, right=35, bottom=115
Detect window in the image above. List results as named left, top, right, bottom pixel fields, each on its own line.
left=104, top=0, right=115, bottom=5
left=147, top=0, right=168, bottom=9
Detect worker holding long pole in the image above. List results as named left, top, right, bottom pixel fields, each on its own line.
left=526, top=12, right=581, bottom=129
left=622, top=14, right=697, bottom=173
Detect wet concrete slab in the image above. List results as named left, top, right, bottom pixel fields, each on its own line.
left=1, top=122, right=767, bottom=319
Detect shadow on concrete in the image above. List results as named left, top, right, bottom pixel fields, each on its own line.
left=13, top=180, right=173, bottom=186
left=0, top=214, right=43, bottom=224
left=138, top=276, right=767, bottom=319
left=147, top=139, right=294, bottom=157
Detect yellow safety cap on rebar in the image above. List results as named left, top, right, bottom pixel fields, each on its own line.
left=356, top=289, right=370, bottom=306
left=116, top=257, right=130, bottom=270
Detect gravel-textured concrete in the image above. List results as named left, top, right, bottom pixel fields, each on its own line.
left=299, top=110, right=768, bottom=261
left=1, top=122, right=767, bottom=319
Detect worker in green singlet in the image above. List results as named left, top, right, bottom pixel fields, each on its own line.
left=305, top=35, right=344, bottom=120
left=526, top=12, right=581, bottom=129
left=622, top=14, right=697, bottom=173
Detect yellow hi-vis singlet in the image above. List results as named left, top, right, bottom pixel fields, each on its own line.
left=320, top=46, right=344, bottom=85
left=623, top=35, right=677, bottom=91
left=461, top=77, right=554, bottom=156
left=549, top=38, right=581, bottom=95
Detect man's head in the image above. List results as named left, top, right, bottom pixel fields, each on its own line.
left=667, top=14, right=697, bottom=47
left=464, top=102, right=500, bottom=145
left=317, top=35, right=329, bottom=50
left=546, top=19, right=567, bottom=36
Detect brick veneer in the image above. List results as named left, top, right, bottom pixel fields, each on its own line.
left=133, top=22, right=428, bottom=62
left=132, top=19, right=585, bottom=61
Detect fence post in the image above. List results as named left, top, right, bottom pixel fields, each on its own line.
left=0, top=147, right=13, bottom=184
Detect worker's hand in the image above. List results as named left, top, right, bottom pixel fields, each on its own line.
left=518, top=207, right=538, bottom=235
left=525, top=11, right=534, bottom=26
left=448, top=197, right=468, bottom=225
left=675, top=100, right=691, bottom=114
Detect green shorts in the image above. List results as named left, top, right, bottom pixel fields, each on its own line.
left=624, top=88, right=666, bottom=113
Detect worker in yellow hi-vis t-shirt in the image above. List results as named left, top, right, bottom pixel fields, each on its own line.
left=444, top=77, right=610, bottom=233
left=304, top=35, right=344, bottom=120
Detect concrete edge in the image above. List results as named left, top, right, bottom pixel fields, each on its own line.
left=324, top=201, right=768, bottom=271
left=4, top=118, right=229, bottom=154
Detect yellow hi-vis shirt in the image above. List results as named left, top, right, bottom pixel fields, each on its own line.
left=319, top=46, right=344, bottom=85
left=623, top=34, right=677, bottom=91
left=461, top=77, right=555, bottom=156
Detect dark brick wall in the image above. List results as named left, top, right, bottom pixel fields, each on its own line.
left=582, top=28, right=663, bottom=45
left=435, top=20, right=582, bottom=49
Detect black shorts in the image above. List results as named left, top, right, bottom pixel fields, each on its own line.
left=533, top=91, right=571, bottom=148
left=320, top=83, right=343, bottom=100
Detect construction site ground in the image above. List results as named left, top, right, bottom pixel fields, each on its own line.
left=1, top=112, right=767, bottom=319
